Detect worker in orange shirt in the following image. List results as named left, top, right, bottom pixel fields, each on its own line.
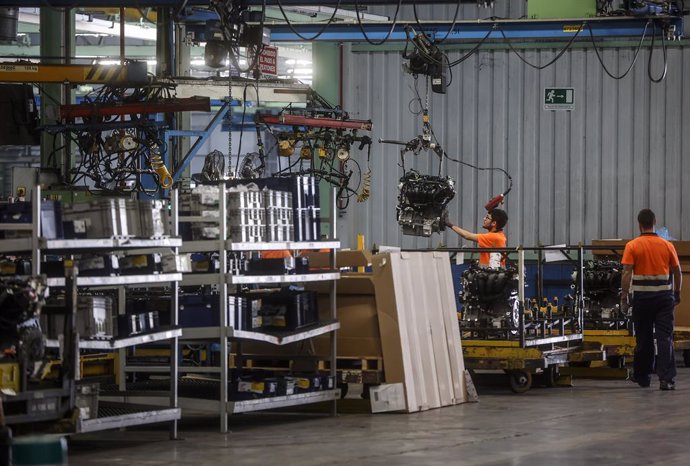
left=446, top=208, right=508, bottom=268
left=621, top=209, right=682, bottom=390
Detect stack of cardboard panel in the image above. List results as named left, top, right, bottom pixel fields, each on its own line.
left=372, top=251, right=467, bottom=412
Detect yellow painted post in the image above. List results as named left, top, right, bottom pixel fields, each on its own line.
left=357, top=234, right=365, bottom=272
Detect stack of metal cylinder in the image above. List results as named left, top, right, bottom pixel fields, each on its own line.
left=264, top=190, right=293, bottom=242
left=292, top=176, right=320, bottom=241
left=227, top=189, right=266, bottom=243
left=62, top=198, right=168, bottom=238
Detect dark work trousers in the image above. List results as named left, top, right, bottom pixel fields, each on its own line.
left=632, top=292, right=676, bottom=383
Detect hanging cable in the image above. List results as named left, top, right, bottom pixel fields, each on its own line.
left=212, top=0, right=267, bottom=74
left=442, top=146, right=513, bottom=197
left=587, top=20, right=648, bottom=80
left=275, top=0, right=342, bottom=41
left=234, top=83, right=251, bottom=176
left=447, top=25, right=495, bottom=67
left=648, top=20, right=668, bottom=83
left=410, top=0, right=465, bottom=44
left=497, top=21, right=584, bottom=70
left=354, top=0, right=402, bottom=46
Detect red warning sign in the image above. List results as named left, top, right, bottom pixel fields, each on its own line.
left=258, top=46, right=278, bottom=76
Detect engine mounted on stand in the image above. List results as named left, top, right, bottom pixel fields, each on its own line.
left=576, top=260, right=629, bottom=330
left=459, top=263, right=521, bottom=336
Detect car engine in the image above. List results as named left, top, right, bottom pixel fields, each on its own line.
left=459, top=264, right=521, bottom=331
left=396, top=170, right=456, bottom=237
left=577, top=260, right=626, bottom=328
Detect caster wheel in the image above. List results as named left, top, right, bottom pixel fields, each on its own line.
left=543, top=366, right=559, bottom=388
left=608, top=356, right=625, bottom=369
left=509, top=370, right=532, bottom=394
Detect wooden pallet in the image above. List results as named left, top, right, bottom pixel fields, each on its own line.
left=229, top=354, right=385, bottom=385
left=318, top=357, right=383, bottom=372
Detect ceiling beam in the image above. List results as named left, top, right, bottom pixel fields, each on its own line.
left=268, top=17, right=684, bottom=42
left=0, top=1, right=477, bottom=6
left=18, top=8, right=157, bottom=42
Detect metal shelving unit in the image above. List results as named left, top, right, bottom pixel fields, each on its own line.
left=76, top=402, right=180, bottom=433
left=100, top=380, right=340, bottom=415
left=0, top=186, right=182, bottom=436
left=180, top=271, right=339, bottom=286
left=46, top=273, right=182, bottom=288
left=170, top=183, right=340, bottom=432
left=45, top=327, right=183, bottom=350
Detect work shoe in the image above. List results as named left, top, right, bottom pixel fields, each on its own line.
left=629, top=373, right=651, bottom=387
left=660, top=381, right=676, bottom=391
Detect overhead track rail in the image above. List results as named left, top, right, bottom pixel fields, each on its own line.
left=0, top=61, right=148, bottom=84
left=268, top=17, right=684, bottom=42
left=0, top=1, right=478, bottom=6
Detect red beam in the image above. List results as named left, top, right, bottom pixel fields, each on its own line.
left=259, top=114, right=373, bottom=131
left=60, top=96, right=211, bottom=120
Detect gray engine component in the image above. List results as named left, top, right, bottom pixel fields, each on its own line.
left=460, top=264, right=520, bottom=330
left=396, top=170, right=455, bottom=237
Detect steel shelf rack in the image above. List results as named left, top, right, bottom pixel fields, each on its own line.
left=0, top=186, right=182, bottom=436
left=163, top=182, right=340, bottom=432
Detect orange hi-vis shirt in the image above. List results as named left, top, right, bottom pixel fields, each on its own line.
left=261, top=250, right=291, bottom=259
left=477, top=231, right=507, bottom=267
left=621, top=233, right=680, bottom=294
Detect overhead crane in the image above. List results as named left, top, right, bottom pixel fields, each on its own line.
left=0, top=61, right=148, bottom=84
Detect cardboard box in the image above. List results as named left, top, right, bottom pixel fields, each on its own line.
left=243, top=273, right=383, bottom=359
left=305, top=249, right=373, bottom=269
left=370, top=383, right=406, bottom=413
left=310, top=274, right=382, bottom=357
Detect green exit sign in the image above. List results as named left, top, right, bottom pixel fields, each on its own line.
left=544, top=87, right=574, bottom=110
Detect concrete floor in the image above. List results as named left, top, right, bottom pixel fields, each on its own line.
left=69, top=367, right=690, bottom=466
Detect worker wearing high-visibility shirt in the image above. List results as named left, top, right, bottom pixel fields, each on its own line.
left=621, top=209, right=682, bottom=390
left=447, top=208, right=508, bottom=268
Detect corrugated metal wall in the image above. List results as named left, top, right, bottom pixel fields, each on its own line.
left=340, top=42, right=690, bottom=249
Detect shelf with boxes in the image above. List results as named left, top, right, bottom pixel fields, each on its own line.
left=0, top=186, right=183, bottom=436
left=162, top=178, right=340, bottom=432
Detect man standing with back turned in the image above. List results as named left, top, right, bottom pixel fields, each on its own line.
left=621, top=209, right=682, bottom=390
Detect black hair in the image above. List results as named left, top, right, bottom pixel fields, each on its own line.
left=637, top=209, right=656, bottom=229
left=489, top=208, right=508, bottom=230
